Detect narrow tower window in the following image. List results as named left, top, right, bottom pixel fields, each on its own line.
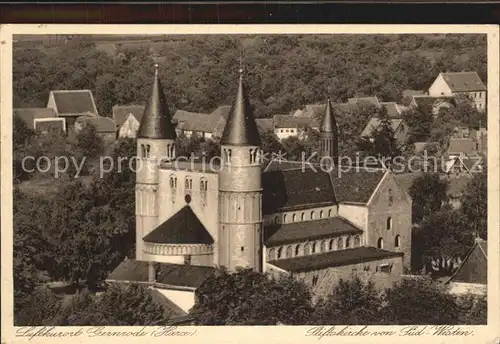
left=329, top=239, right=335, bottom=251
left=320, top=240, right=325, bottom=252
left=386, top=217, right=392, bottom=231
left=146, top=145, right=151, bottom=158
left=295, top=244, right=301, bottom=256
left=345, top=236, right=351, bottom=248
left=377, top=237, right=384, bottom=249
left=277, top=247, right=283, bottom=259
left=338, top=237, right=344, bottom=250
left=286, top=246, right=292, bottom=258
left=395, top=235, right=401, bottom=248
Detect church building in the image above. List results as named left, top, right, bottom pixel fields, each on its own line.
left=107, top=64, right=413, bottom=318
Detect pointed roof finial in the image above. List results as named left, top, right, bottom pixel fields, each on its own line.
left=238, top=51, right=244, bottom=76
left=327, top=86, right=332, bottom=100
left=220, top=63, right=260, bottom=146
left=321, top=97, right=338, bottom=133
left=137, top=63, right=176, bottom=140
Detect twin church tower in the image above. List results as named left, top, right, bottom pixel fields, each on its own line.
left=135, top=64, right=339, bottom=272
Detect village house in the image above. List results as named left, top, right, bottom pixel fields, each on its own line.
left=360, top=117, right=409, bottom=146
left=428, top=72, right=487, bottom=112
left=446, top=238, right=487, bottom=296
left=107, top=65, right=413, bottom=315
left=409, top=95, right=456, bottom=116
left=112, top=104, right=145, bottom=139
left=273, top=115, right=315, bottom=140
left=46, top=89, right=99, bottom=136
left=13, top=108, right=66, bottom=134
left=75, top=115, right=117, bottom=145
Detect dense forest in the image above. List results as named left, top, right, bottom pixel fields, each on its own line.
left=14, top=34, right=487, bottom=118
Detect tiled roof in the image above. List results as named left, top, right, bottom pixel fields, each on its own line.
left=360, top=118, right=404, bottom=138
left=262, top=167, right=337, bottom=214
left=211, top=105, right=232, bottom=120
left=255, top=118, right=274, bottom=133
left=273, top=115, right=312, bottom=129
left=269, top=247, right=403, bottom=272
left=380, top=102, right=401, bottom=118
left=50, top=90, right=98, bottom=116
left=148, top=288, right=187, bottom=320
left=264, top=216, right=363, bottom=246
left=447, top=238, right=487, bottom=284
left=76, top=115, right=117, bottom=133
left=107, top=259, right=149, bottom=283
left=347, top=96, right=380, bottom=107
left=155, top=263, right=216, bottom=288
left=411, top=96, right=455, bottom=110
left=106, top=259, right=216, bottom=289
left=143, top=206, right=214, bottom=245
left=263, top=160, right=386, bottom=205
left=440, top=72, right=486, bottom=92
left=329, top=167, right=386, bottom=204
left=112, top=105, right=145, bottom=128
left=402, top=89, right=426, bottom=99
left=448, top=138, right=476, bottom=155
left=14, top=108, right=56, bottom=129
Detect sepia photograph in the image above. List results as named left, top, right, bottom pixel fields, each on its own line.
left=1, top=25, right=498, bottom=343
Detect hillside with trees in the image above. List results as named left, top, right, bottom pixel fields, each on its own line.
left=14, top=34, right=486, bottom=118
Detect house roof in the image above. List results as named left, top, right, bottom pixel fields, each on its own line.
left=211, top=105, right=232, bottom=120
left=440, top=72, right=486, bottom=92
left=176, top=112, right=223, bottom=133
left=360, top=118, right=404, bottom=138
left=34, top=120, right=65, bottom=133
left=448, top=138, right=476, bottom=155
left=112, top=105, right=145, bottom=128
left=148, top=288, right=188, bottom=320
left=262, top=167, right=337, bottom=214
left=76, top=115, right=117, bottom=133
left=402, top=89, right=426, bottom=100
left=347, top=96, right=380, bottom=107
left=14, top=108, right=56, bottom=129
left=380, top=102, right=401, bottom=118
left=255, top=118, right=274, bottom=133
left=263, top=159, right=386, bottom=205
left=106, top=259, right=216, bottom=289
left=49, top=90, right=98, bottom=116
left=264, top=216, right=363, bottom=246
left=411, top=96, right=455, bottom=110
left=143, top=206, right=214, bottom=245
left=447, top=238, right=487, bottom=284
left=273, top=115, right=312, bottom=129
left=269, top=246, right=403, bottom=272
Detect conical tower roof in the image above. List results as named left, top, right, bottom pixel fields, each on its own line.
left=220, top=70, right=261, bottom=146
left=321, top=98, right=338, bottom=133
left=137, top=64, right=177, bottom=139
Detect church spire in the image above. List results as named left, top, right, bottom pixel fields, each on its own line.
left=321, top=97, right=338, bottom=133
left=320, top=97, right=339, bottom=161
left=137, top=63, right=177, bottom=139
left=220, top=66, right=261, bottom=146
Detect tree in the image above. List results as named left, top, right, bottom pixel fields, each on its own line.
left=13, top=187, right=52, bottom=312
left=15, top=287, right=63, bottom=326
left=456, top=293, right=487, bottom=325
left=413, top=209, right=473, bottom=275
left=459, top=168, right=487, bottom=240
left=57, top=284, right=168, bottom=326
left=403, top=104, right=434, bottom=143
left=75, top=123, right=104, bottom=159
left=409, top=173, right=449, bottom=224
left=383, top=277, right=460, bottom=324
left=190, top=268, right=314, bottom=325
left=357, top=106, right=401, bottom=161
left=312, top=277, right=384, bottom=325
